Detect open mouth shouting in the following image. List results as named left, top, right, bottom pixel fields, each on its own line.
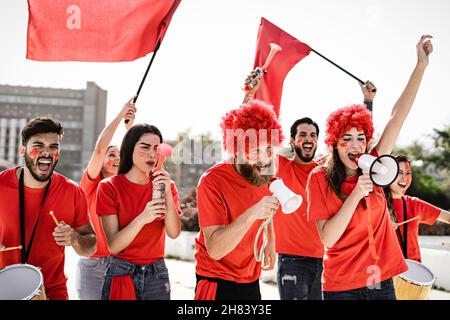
left=398, top=181, right=407, bottom=189
left=302, top=143, right=314, bottom=154
left=348, top=152, right=359, bottom=162
left=36, top=157, right=54, bottom=174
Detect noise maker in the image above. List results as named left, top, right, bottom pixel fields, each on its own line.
left=154, top=143, right=174, bottom=171
left=354, top=153, right=399, bottom=187
left=269, top=178, right=302, bottom=214
left=151, top=143, right=174, bottom=202
left=244, top=43, right=282, bottom=91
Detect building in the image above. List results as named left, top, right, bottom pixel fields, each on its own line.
left=0, top=82, right=106, bottom=181
left=164, top=135, right=222, bottom=198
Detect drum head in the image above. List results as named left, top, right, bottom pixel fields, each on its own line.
left=399, top=259, right=436, bottom=286
left=0, top=264, right=43, bottom=300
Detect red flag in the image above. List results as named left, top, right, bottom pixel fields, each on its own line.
left=26, top=0, right=181, bottom=62
left=253, top=18, right=312, bottom=117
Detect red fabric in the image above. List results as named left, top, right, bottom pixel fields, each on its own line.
left=253, top=18, right=312, bottom=117
left=109, top=275, right=136, bottom=300
left=195, top=162, right=270, bottom=283
left=273, top=155, right=324, bottom=258
left=194, top=279, right=217, bottom=300
left=0, top=167, right=89, bottom=300
left=27, top=0, right=181, bottom=62
left=96, top=174, right=181, bottom=265
left=393, top=196, right=441, bottom=262
left=80, top=170, right=109, bottom=258
left=306, top=149, right=407, bottom=292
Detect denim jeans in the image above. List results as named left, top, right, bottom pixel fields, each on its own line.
left=101, top=256, right=171, bottom=300
left=76, top=257, right=110, bottom=300
left=277, top=254, right=323, bottom=300
left=323, top=278, right=397, bottom=300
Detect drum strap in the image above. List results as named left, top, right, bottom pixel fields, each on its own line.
left=19, top=168, right=52, bottom=264
left=395, top=197, right=408, bottom=259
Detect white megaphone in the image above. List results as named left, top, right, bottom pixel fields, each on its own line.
left=269, top=178, right=303, bottom=214
left=354, top=153, right=399, bottom=187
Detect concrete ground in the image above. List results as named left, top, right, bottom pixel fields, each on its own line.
left=64, top=248, right=450, bottom=300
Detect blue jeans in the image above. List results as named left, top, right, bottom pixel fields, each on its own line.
left=277, top=254, right=323, bottom=300
left=323, top=278, right=397, bottom=300
left=76, top=257, right=110, bottom=300
left=101, top=256, right=171, bottom=300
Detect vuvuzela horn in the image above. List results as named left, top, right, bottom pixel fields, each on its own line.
left=243, top=43, right=283, bottom=91
left=261, top=43, right=282, bottom=70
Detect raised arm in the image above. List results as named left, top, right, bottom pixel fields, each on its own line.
left=374, top=35, right=433, bottom=156
left=86, top=97, right=136, bottom=179
left=360, top=81, right=377, bottom=112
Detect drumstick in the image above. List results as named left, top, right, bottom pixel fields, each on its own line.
left=49, top=210, right=60, bottom=227
left=396, top=216, right=419, bottom=227
left=0, top=245, right=22, bottom=252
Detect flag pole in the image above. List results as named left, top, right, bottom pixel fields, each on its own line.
left=311, top=48, right=375, bottom=92
left=125, top=39, right=162, bottom=124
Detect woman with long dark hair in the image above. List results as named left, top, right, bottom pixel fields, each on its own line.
left=96, top=124, right=181, bottom=300
left=306, top=35, right=433, bottom=300
left=383, top=154, right=450, bottom=262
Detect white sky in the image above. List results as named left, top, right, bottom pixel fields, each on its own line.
left=1, top=0, right=449, bottom=155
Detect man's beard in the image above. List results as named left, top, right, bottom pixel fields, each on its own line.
left=236, top=162, right=275, bottom=187
left=24, top=153, right=57, bottom=182
left=294, top=145, right=316, bottom=163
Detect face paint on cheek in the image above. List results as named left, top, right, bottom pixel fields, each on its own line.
left=339, top=142, right=349, bottom=148
left=52, top=150, right=60, bottom=162
left=361, top=141, right=367, bottom=149
left=28, top=148, right=41, bottom=159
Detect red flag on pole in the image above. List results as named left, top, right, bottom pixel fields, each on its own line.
left=26, top=0, right=181, bottom=62
left=253, top=18, right=312, bottom=117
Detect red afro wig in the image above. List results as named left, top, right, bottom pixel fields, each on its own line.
left=324, top=104, right=374, bottom=147
left=221, top=99, right=284, bottom=154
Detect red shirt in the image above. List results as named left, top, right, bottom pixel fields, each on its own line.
left=96, top=174, right=181, bottom=265
left=393, top=196, right=441, bottom=262
left=80, top=170, right=109, bottom=257
left=195, top=161, right=270, bottom=283
left=273, top=155, right=324, bottom=258
left=306, top=153, right=407, bottom=292
left=0, top=167, right=89, bottom=300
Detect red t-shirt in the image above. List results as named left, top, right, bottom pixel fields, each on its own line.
left=306, top=151, right=407, bottom=292
left=96, top=174, right=181, bottom=265
left=80, top=170, right=109, bottom=258
left=273, top=155, right=324, bottom=258
left=392, top=196, right=441, bottom=262
left=195, top=161, right=271, bottom=283
left=0, top=167, right=89, bottom=300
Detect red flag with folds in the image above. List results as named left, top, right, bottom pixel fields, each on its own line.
left=253, top=18, right=312, bottom=117
left=26, top=0, right=181, bottom=62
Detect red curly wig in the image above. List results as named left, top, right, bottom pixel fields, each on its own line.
left=221, top=99, right=284, bottom=154
left=324, top=104, right=374, bottom=147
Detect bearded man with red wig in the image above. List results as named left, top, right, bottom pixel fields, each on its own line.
left=194, top=100, right=283, bottom=300
left=306, top=35, right=433, bottom=300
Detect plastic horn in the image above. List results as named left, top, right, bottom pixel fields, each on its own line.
left=243, top=43, right=282, bottom=92
left=261, top=43, right=282, bottom=71
left=154, top=143, right=174, bottom=172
